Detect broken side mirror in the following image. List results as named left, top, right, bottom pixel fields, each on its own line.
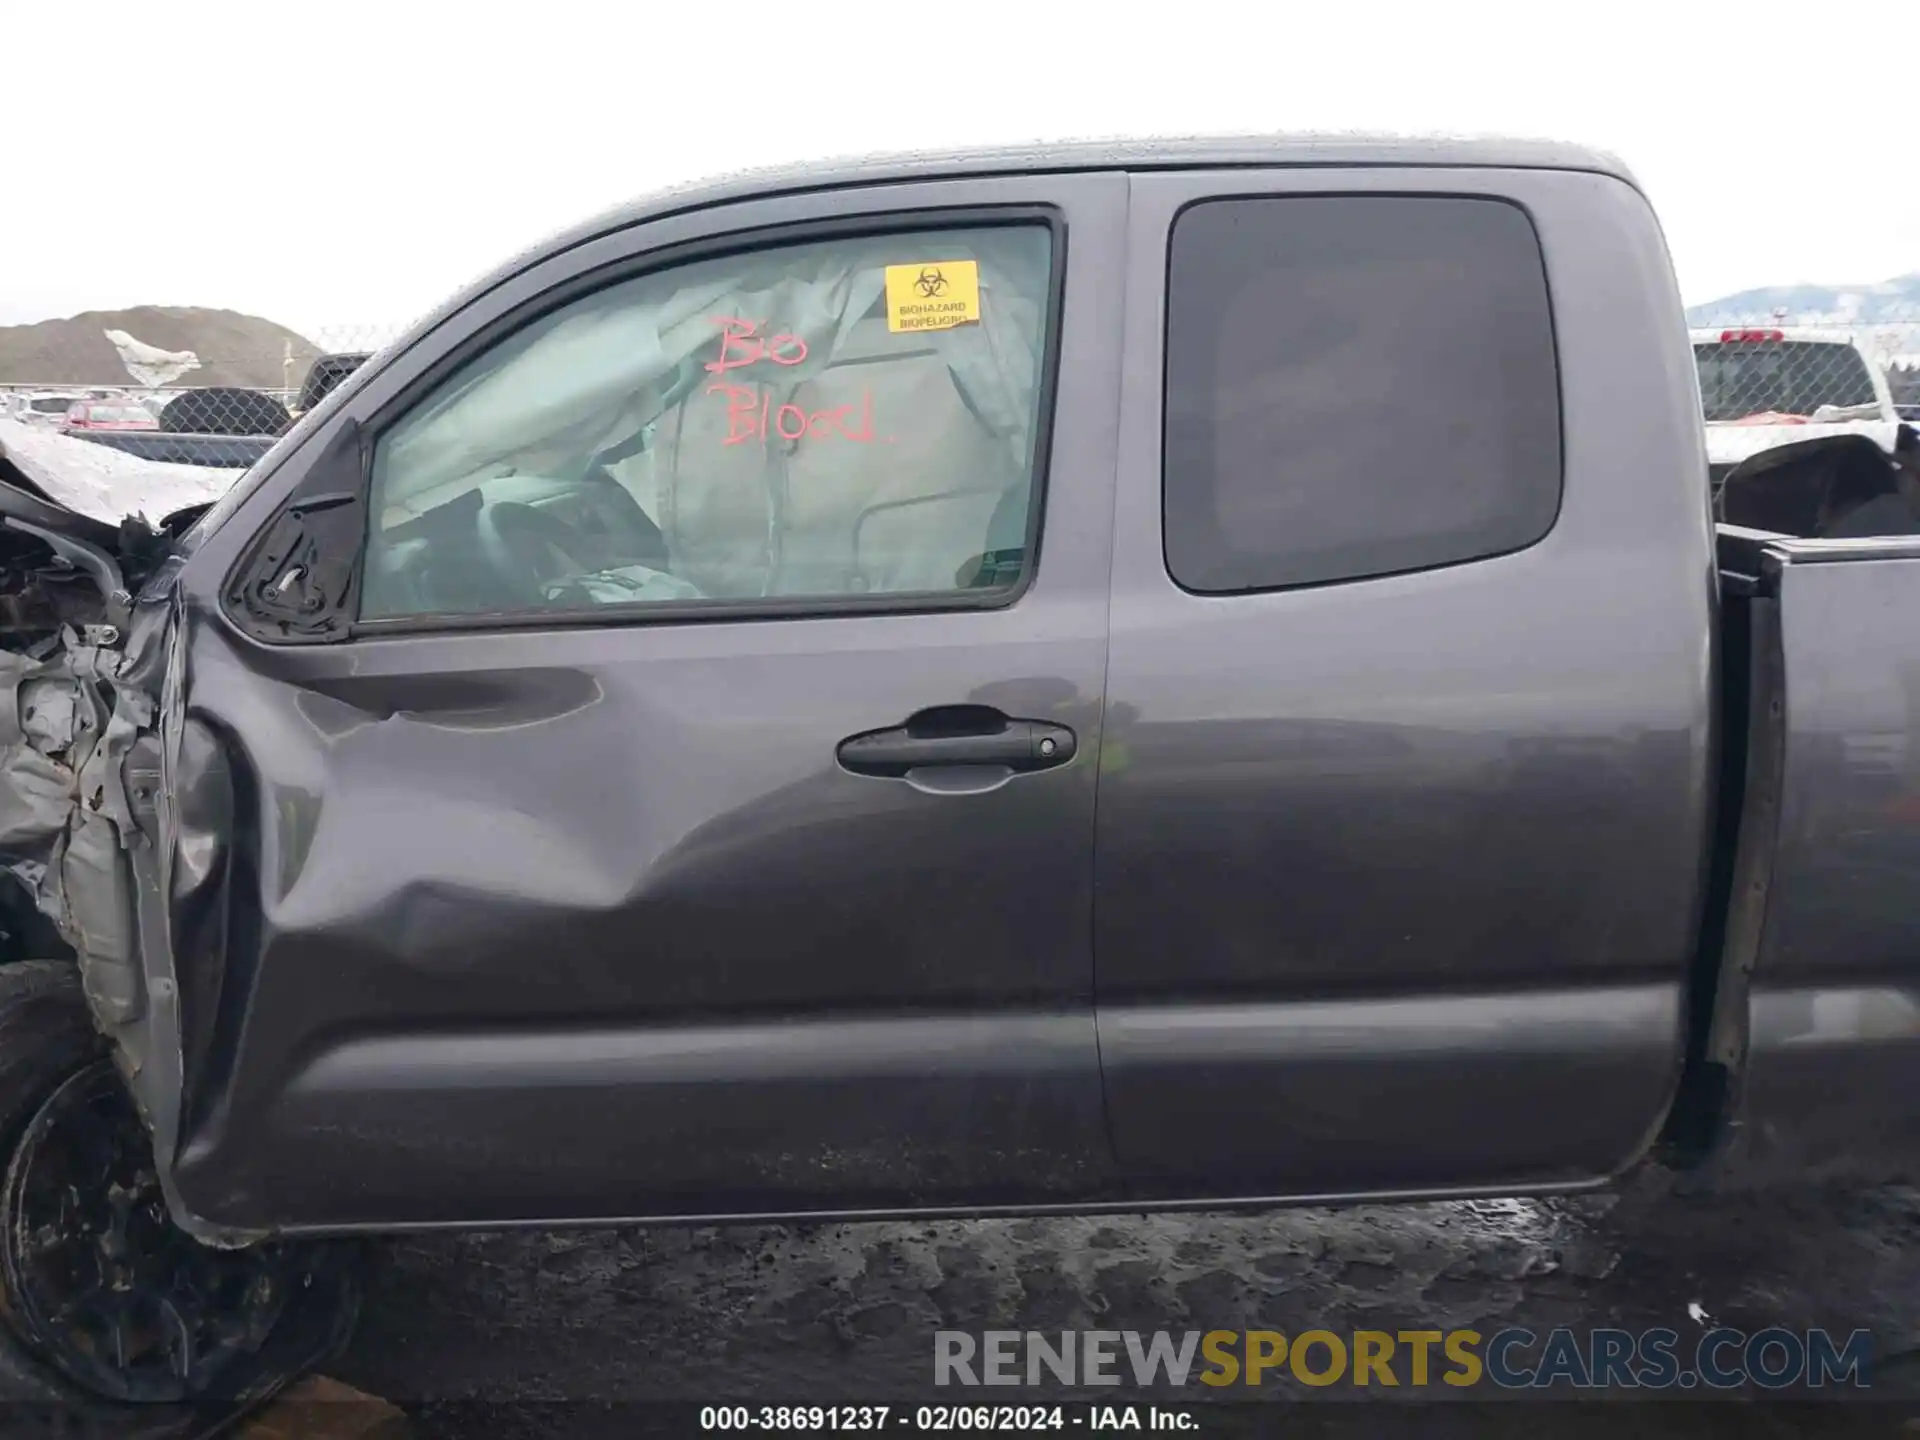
left=225, top=419, right=365, bottom=645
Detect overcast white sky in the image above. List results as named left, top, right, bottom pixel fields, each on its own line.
left=5, top=0, right=1916, bottom=342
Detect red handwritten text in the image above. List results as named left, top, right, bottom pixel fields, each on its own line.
left=706, top=384, right=876, bottom=446
left=704, top=317, right=809, bottom=374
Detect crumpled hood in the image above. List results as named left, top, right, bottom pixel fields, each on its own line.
left=0, top=418, right=244, bottom=533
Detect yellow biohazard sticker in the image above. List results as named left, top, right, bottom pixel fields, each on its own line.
left=884, top=260, right=981, bottom=333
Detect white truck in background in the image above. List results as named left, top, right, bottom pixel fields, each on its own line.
left=1691, top=325, right=1903, bottom=482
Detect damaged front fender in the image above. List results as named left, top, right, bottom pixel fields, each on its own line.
left=0, top=520, right=260, bottom=1248
left=8, top=621, right=152, bottom=1024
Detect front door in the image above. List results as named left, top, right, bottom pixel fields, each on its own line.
left=157, top=173, right=1129, bottom=1231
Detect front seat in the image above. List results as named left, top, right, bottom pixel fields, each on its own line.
left=959, top=483, right=1031, bottom=588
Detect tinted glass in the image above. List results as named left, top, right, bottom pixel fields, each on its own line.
left=299, top=355, right=369, bottom=411
left=1693, top=340, right=1879, bottom=421
left=363, top=226, right=1053, bottom=621
left=1164, top=195, right=1563, bottom=594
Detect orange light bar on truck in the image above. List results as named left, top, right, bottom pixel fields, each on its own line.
left=1719, top=329, right=1785, bottom=343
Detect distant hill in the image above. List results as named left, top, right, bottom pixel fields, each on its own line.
left=0, top=306, right=320, bottom=389
left=1686, top=273, right=1920, bottom=338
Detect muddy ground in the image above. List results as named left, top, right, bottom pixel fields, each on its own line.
left=325, top=1183, right=1920, bottom=1437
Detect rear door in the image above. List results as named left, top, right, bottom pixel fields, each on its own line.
left=1095, top=167, right=1717, bottom=1198
left=156, top=173, right=1129, bottom=1232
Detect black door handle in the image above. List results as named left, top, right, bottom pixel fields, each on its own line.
left=837, top=707, right=1077, bottom=778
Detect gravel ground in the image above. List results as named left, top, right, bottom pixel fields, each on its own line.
left=327, top=1184, right=1920, bottom=1437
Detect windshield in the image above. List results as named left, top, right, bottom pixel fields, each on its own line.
left=85, top=406, right=151, bottom=422
left=1694, top=340, right=1881, bottom=422
left=28, top=397, right=74, bottom=413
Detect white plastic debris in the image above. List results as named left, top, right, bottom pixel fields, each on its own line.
left=103, top=329, right=202, bottom=388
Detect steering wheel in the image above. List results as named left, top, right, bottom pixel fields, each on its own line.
left=472, top=501, right=599, bottom=608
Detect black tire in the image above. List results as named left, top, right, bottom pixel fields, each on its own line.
left=0, top=962, right=107, bottom=1157
left=0, top=962, right=363, bottom=1409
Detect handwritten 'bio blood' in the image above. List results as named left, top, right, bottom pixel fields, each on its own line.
left=703, top=318, right=808, bottom=374
left=706, top=383, right=876, bottom=446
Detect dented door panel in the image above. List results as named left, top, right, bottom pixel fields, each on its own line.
left=145, top=172, right=1129, bottom=1234
left=163, top=609, right=1116, bottom=1229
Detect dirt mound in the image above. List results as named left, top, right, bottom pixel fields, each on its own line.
left=0, top=306, right=320, bottom=390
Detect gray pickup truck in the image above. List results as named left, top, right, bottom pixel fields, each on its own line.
left=0, top=134, right=1917, bottom=1407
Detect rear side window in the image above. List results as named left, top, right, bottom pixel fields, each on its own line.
left=1163, top=195, right=1563, bottom=594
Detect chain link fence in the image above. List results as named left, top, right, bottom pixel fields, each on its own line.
left=1693, top=326, right=1908, bottom=424
left=1685, top=301, right=1920, bottom=425
left=1683, top=301, right=1920, bottom=541
left=1, top=295, right=1916, bottom=475
left=0, top=322, right=407, bottom=467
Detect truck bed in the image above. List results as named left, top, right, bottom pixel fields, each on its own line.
left=1698, top=525, right=1920, bottom=1182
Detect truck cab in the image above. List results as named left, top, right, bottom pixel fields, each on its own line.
left=1, top=135, right=1917, bottom=1407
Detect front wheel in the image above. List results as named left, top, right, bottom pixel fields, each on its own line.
left=0, top=962, right=358, bottom=1404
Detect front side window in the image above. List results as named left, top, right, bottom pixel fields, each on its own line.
left=362, top=224, right=1054, bottom=621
